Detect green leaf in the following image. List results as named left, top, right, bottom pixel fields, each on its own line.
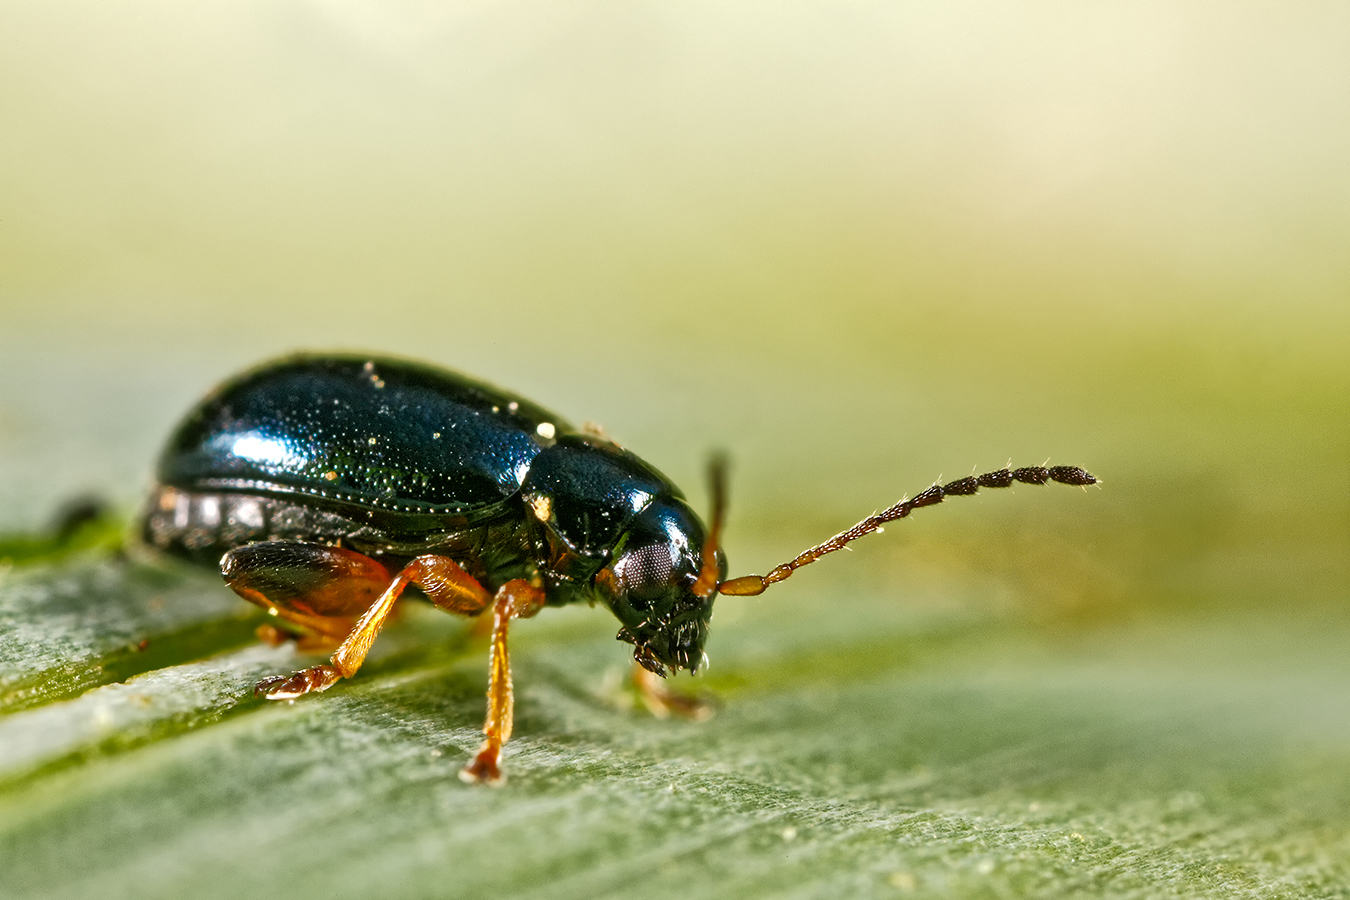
left=1, top=542, right=1348, bottom=900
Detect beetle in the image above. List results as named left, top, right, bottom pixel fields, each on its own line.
left=141, top=353, right=1097, bottom=784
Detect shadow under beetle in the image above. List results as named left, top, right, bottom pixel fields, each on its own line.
left=141, top=354, right=1098, bottom=784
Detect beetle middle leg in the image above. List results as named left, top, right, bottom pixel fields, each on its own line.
left=460, top=579, right=546, bottom=786
left=226, top=544, right=495, bottom=700
left=631, top=664, right=714, bottom=721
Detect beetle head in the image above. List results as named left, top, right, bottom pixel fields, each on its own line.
left=596, top=497, right=725, bottom=676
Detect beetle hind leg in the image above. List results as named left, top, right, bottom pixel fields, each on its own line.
left=224, top=544, right=500, bottom=701
left=254, top=619, right=352, bottom=653
left=223, top=541, right=391, bottom=622
left=221, top=541, right=395, bottom=698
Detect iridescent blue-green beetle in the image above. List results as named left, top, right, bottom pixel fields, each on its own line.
left=142, top=354, right=1096, bottom=783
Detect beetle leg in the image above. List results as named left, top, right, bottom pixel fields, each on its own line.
left=632, top=664, right=714, bottom=722
left=255, top=621, right=349, bottom=653
left=253, top=554, right=494, bottom=701
left=222, top=541, right=391, bottom=635
left=399, top=556, right=494, bottom=617
left=460, top=579, right=546, bottom=786
left=225, top=542, right=386, bottom=653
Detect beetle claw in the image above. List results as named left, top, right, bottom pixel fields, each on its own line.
left=459, top=747, right=506, bottom=786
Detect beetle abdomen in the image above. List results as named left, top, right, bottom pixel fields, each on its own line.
left=156, top=355, right=571, bottom=519
left=141, top=486, right=361, bottom=565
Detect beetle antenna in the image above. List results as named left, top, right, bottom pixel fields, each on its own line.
left=693, top=452, right=729, bottom=599
left=717, top=464, right=1098, bottom=597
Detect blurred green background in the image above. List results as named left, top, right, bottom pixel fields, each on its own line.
left=1, top=2, right=1347, bottom=898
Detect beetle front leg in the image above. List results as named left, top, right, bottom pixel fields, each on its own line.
left=460, top=579, right=546, bottom=786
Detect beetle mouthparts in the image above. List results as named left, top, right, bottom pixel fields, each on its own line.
left=617, top=627, right=670, bottom=677
left=635, top=652, right=668, bottom=677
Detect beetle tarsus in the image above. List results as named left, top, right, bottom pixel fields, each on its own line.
left=460, top=746, right=506, bottom=785
left=255, top=664, right=342, bottom=699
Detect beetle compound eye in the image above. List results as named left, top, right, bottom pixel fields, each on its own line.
left=613, top=542, right=675, bottom=597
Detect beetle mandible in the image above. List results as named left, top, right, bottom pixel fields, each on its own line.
left=141, top=354, right=1097, bottom=784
